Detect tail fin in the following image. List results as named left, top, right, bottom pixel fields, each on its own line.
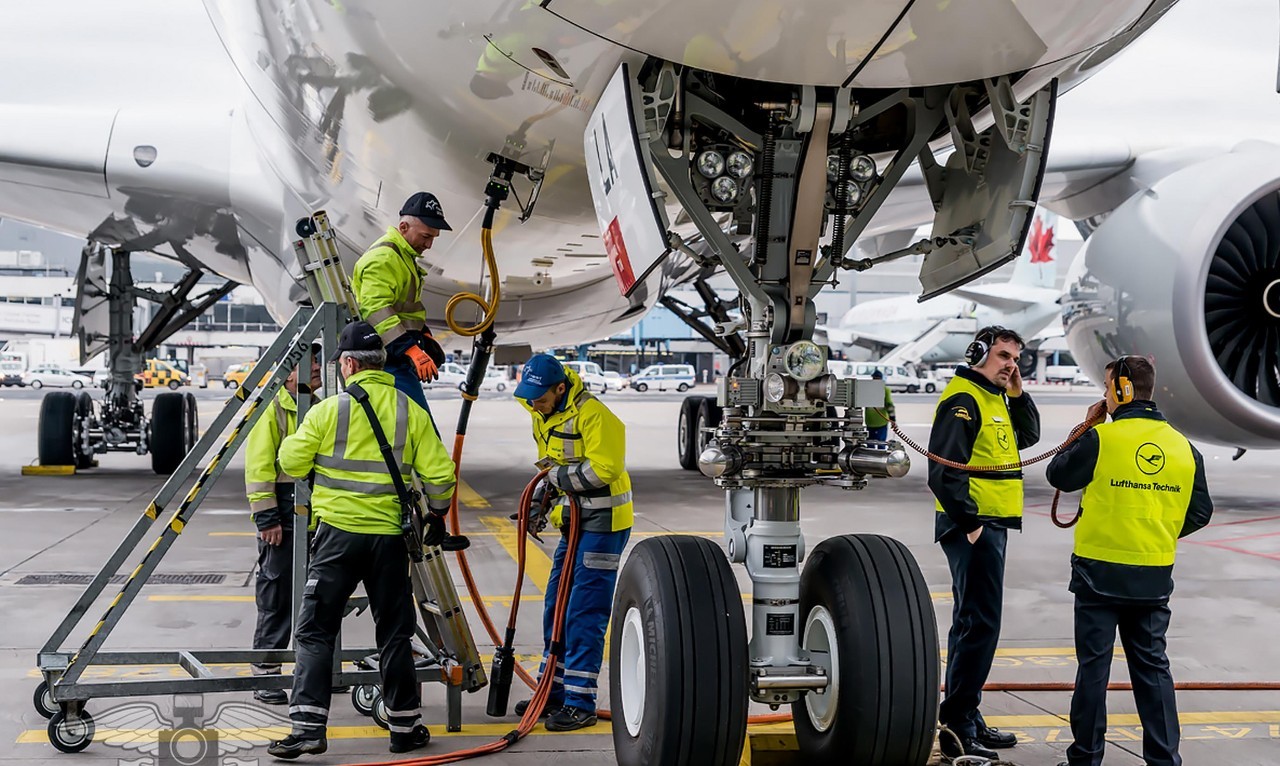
left=1010, top=208, right=1059, bottom=288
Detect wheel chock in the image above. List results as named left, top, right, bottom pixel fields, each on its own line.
left=742, top=730, right=801, bottom=766
left=22, top=465, right=76, bottom=476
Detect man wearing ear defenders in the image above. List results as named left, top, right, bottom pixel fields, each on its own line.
left=928, top=325, right=1041, bottom=761
left=1047, top=356, right=1213, bottom=766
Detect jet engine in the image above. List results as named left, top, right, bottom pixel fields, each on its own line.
left=1063, top=142, right=1280, bottom=448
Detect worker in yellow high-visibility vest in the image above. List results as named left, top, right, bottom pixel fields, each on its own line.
left=1048, top=355, right=1213, bottom=766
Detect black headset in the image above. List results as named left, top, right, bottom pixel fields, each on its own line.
left=964, top=325, right=1008, bottom=367
left=1111, top=356, right=1136, bottom=405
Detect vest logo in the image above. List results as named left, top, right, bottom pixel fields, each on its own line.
left=996, top=428, right=1010, bottom=450
left=1135, top=442, right=1166, bottom=475
left=951, top=406, right=971, bottom=421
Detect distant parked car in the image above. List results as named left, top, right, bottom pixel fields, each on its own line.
left=425, top=362, right=468, bottom=389
left=23, top=365, right=92, bottom=389
left=480, top=367, right=510, bottom=392
left=629, top=364, right=696, bottom=392
left=223, top=362, right=256, bottom=388
left=563, top=361, right=610, bottom=394
left=602, top=370, right=626, bottom=392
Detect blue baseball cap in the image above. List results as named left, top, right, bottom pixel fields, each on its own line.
left=514, top=354, right=567, bottom=400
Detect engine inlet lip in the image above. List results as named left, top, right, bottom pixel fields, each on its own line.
left=1264, top=279, right=1280, bottom=319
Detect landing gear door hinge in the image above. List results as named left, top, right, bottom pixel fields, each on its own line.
left=583, top=63, right=673, bottom=299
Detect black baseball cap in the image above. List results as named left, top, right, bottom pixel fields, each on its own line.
left=332, top=320, right=383, bottom=361
left=400, top=191, right=452, bottom=231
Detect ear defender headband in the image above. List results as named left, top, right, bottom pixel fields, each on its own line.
left=1111, top=356, right=1135, bottom=405
left=964, top=326, right=1006, bottom=367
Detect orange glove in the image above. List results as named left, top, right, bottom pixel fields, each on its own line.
left=406, top=345, right=439, bottom=382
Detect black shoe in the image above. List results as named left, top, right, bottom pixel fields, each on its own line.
left=388, top=724, right=431, bottom=753
left=253, top=688, right=288, bottom=705
left=1056, top=762, right=1070, bottom=766
left=513, top=698, right=556, bottom=718
left=544, top=705, right=597, bottom=732
left=939, top=733, right=999, bottom=761
left=976, top=721, right=1018, bottom=749
left=267, top=734, right=327, bottom=759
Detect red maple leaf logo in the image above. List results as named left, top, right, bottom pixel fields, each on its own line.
left=1028, top=216, right=1054, bottom=264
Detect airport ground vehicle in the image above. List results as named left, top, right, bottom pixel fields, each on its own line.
left=23, top=365, right=92, bottom=389
left=563, top=360, right=610, bottom=394
left=137, top=359, right=189, bottom=390
left=629, top=363, right=696, bottom=392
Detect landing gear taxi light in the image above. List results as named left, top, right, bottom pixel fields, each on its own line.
left=825, top=153, right=877, bottom=211
left=693, top=144, right=753, bottom=209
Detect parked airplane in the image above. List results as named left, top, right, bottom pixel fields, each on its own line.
left=821, top=209, right=1062, bottom=364
left=6, top=2, right=1280, bottom=764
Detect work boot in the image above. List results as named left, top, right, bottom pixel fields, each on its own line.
left=267, top=733, right=327, bottom=759
left=939, top=732, right=998, bottom=762
left=975, top=721, right=1018, bottom=749
left=544, top=705, right=597, bottom=732
left=252, top=688, right=288, bottom=705
left=513, top=698, right=557, bottom=718
left=389, top=724, right=432, bottom=753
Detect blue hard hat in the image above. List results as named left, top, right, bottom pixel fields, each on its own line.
left=514, top=354, right=566, bottom=400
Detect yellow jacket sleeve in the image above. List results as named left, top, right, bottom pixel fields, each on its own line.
left=279, top=401, right=330, bottom=480
left=550, top=402, right=625, bottom=492
left=353, top=252, right=407, bottom=340
left=245, top=402, right=282, bottom=516
left=410, top=408, right=457, bottom=513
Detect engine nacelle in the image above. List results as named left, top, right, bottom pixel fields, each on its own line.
left=1063, top=142, right=1280, bottom=448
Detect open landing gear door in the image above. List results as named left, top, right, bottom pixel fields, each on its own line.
left=917, top=81, right=1055, bottom=300
left=584, top=62, right=672, bottom=297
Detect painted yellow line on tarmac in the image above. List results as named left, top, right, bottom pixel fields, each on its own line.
left=480, top=515, right=552, bottom=592
left=744, top=710, right=1280, bottom=737
left=146, top=594, right=544, bottom=605
left=457, top=478, right=490, bottom=509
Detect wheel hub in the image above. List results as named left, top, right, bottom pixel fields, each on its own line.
left=619, top=606, right=647, bottom=738
left=801, top=605, right=839, bottom=732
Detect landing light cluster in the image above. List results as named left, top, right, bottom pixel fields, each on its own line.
left=695, top=147, right=754, bottom=204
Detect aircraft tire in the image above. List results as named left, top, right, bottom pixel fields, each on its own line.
left=150, top=392, right=191, bottom=475
left=74, top=392, right=95, bottom=469
left=677, top=396, right=704, bottom=470
left=610, top=536, right=748, bottom=766
left=793, top=534, right=939, bottom=766
left=38, top=392, right=77, bottom=467
left=694, top=398, right=722, bottom=458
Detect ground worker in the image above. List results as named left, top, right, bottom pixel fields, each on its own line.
left=927, top=325, right=1040, bottom=761
left=866, top=368, right=896, bottom=441
left=512, top=354, right=632, bottom=732
left=351, top=191, right=451, bottom=413
left=267, top=321, right=457, bottom=759
left=244, top=346, right=321, bottom=705
left=1047, top=356, right=1213, bottom=766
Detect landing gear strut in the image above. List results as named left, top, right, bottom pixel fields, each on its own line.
left=597, top=60, right=1053, bottom=765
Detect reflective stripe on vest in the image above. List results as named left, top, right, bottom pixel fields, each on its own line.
left=363, top=240, right=426, bottom=343
left=1076, top=419, right=1195, bottom=567
left=275, top=403, right=294, bottom=483
left=315, top=392, right=411, bottom=497
left=933, top=375, right=1023, bottom=519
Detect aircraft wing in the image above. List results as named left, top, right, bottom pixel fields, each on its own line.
left=945, top=287, right=1039, bottom=314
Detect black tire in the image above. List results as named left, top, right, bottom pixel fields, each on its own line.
left=610, top=536, right=748, bottom=766
left=792, top=534, right=939, bottom=766
left=33, top=680, right=57, bottom=719
left=71, top=380, right=83, bottom=389
left=167, top=380, right=180, bottom=390
left=150, top=392, right=191, bottom=475
left=496, top=382, right=506, bottom=392
left=370, top=694, right=390, bottom=730
left=677, top=382, right=690, bottom=392
left=224, top=379, right=234, bottom=389
left=907, top=385, right=919, bottom=393
left=48, top=709, right=95, bottom=753
left=74, top=393, right=94, bottom=469
left=184, top=392, right=199, bottom=449
left=635, top=382, right=648, bottom=392
left=677, top=397, right=704, bottom=471
left=694, top=398, right=723, bottom=459
left=925, top=383, right=936, bottom=394
left=31, top=379, right=43, bottom=389
left=38, top=392, right=77, bottom=467
left=351, top=684, right=379, bottom=717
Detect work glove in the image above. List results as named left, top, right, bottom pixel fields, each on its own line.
left=406, top=345, right=439, bottom=382
left=422, top=511, right=448, bottom=547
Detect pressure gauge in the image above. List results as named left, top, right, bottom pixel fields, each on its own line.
left=784, top=341, right=826, bottom=381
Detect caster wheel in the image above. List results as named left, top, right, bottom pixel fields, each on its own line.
left=48, top=709, right=95, bottom=753
left=351, top=684, right=379, bottom=717
left=371, top=694, right=390, bottom=730
left=33, top=680, right=57, bottom=719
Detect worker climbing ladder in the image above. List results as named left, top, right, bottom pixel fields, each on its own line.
left=34, top=212, right=486, bottom=754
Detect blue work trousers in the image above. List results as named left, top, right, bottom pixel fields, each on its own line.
left=384, top=355, right=436, bottom=424
left=538, top=528, right=631, bottom=713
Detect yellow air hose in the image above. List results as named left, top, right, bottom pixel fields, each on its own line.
left=444, top=225, right=501, bottom=337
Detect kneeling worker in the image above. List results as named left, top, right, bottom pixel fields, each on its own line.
left=1048, top=356, right=1213, bottom=766
left=268, top=321, right=458, bottom=759
left=244, top=347, right=321, bottom=704
left=513, top=354, right=632, bottom=731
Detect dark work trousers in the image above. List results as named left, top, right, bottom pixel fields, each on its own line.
left=1067, top=597, right=1180, bottom=766
left=938, top=525, right=1008, bottom=739
left=289, top=523, right=421, bottom=738
left=386, top=355, right=432, bottom=414
left=252, top=516, right=294, bottom=675
left=538, top=528, right=631, bottom=712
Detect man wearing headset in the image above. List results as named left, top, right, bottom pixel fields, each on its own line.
left=1047, top=356, right=1213, bottom=766
left=928, top=325, right=1040, bottom=761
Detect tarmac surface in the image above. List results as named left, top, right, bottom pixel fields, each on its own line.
left=1, top=383, right=1277, bottom=765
